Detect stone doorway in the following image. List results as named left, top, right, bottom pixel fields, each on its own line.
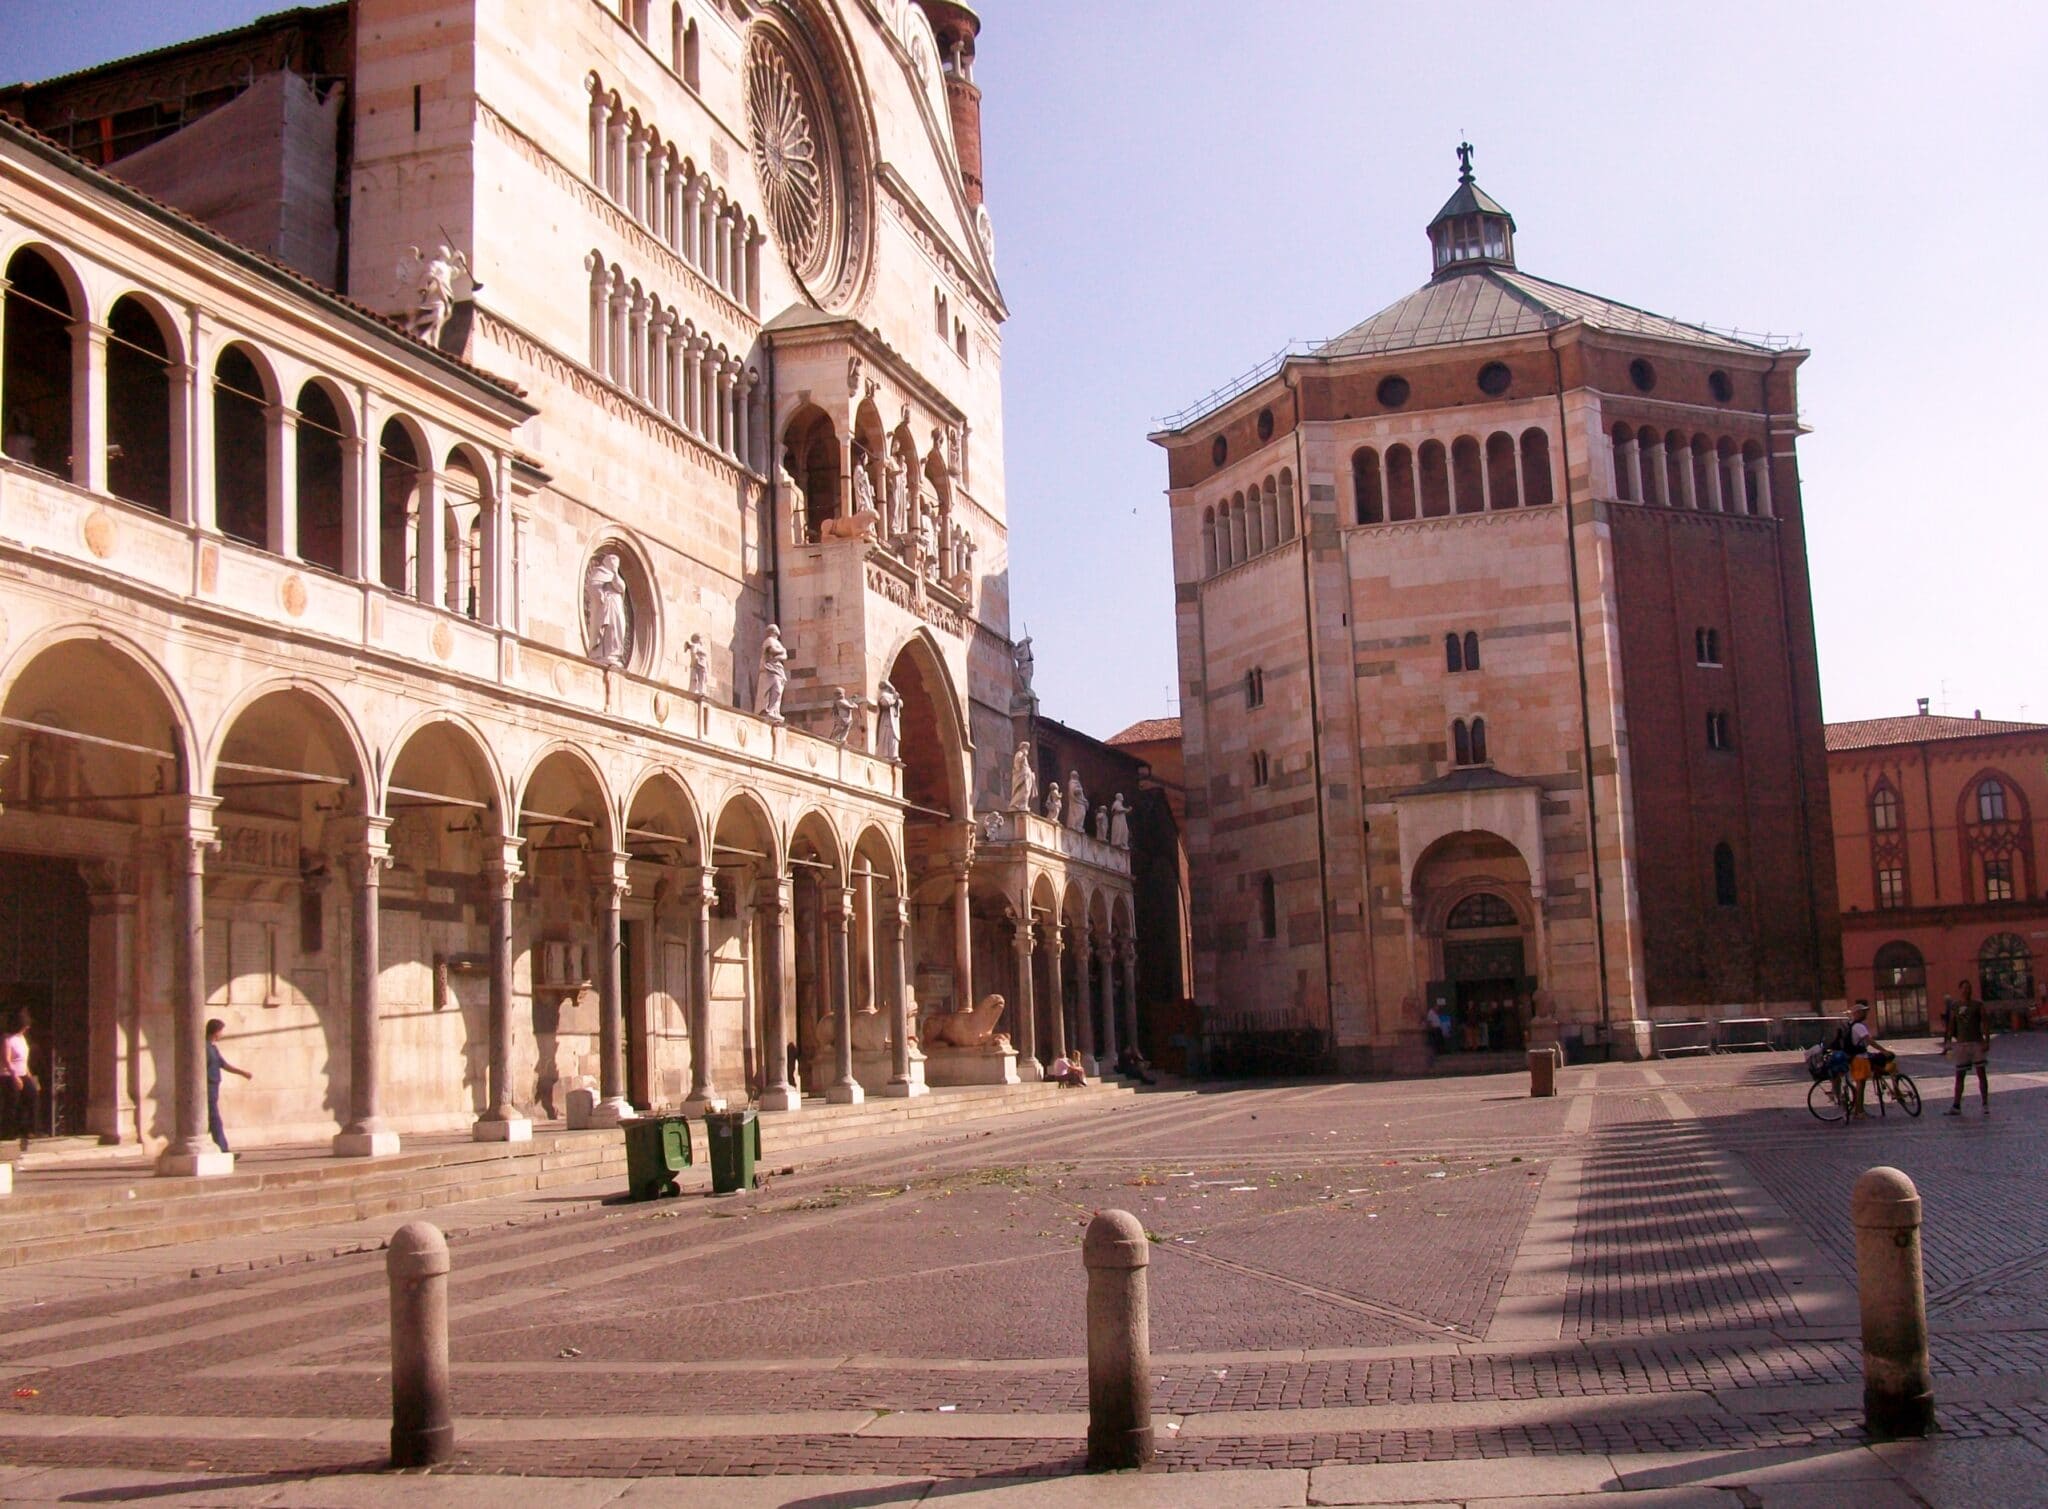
left=0, top=855, right=89, bottom=1136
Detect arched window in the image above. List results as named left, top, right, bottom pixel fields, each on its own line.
left=1977, top=778, right=2009, bottom=823
left=1469, top=716, right=1488, bottom=765
left=1713, top=842, right=1738, bottom=907
left=1979, top=932, right=2033, bottom=1001
left=1445, top=632, right=1462, bottom=673
left=1452, top=719, right=1472, bottom=767
left=1250, top=750, right=1270, bottom=788
left=294, top=381, right=346, bottom=574
left=1519, top=428, right=1554, bottom=508
left=1352, top=447, right=1383, bottom=524
left=1245, top=481, right=1265, bottom=556
left=628, top=0, right=650, bottom=39
left=1261, top=477, right=1279, bottom=548
left=2, top=247, right=76, bottom=478
left=1201, top=506, right=1218, bottom=576
left=1446, top=892, right=1516, bottom=930
left=1741, top=440, right=1764, bottom=515
left=1278, top=469, right=1295, bottom=541
left=376, top=419, right=422, bottom=593
left=1872, top=941, right=1928, bottom=1034
left=1611, top=422, right=1636, bottom=501
left=105, top=295, right=174, bottom=514
left=1691, top=435, right=1714, bottom=511
left=1485, top=431, right=1517, bottom=509
left=1695, top=627, right=1722, bottom=666
left=1463, top=631, right=1480, bottom=671
left=213, top=344, right=272, bottom=549
left=1386, top=444, right=1417, bottom=521
left=1230, top=495, right=1247, bottom=562
left=1258, top=873, right=1278, bottom=940
left=1451, top=435, right=1484, bottom=514
left=1418, top=439, right=1451, bottom=517
left=1638, top=426, right=1666, bottom=506
left=1245, top=667, right=1264, bottom=708
left=1871, top=784, right=1902, bottom=833
left=1706, top=709, right=1731, bottom=751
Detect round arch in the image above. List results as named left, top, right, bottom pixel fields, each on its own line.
left=383, top=713, right=509, bottom=833
left=621, top=766, right=706, bottom=864
left=0, top=625, right=199, bottom=786
left=514, top=743, right=618, bottom=849
left=206, top=678, right=372, bottom=809
left=882, top=628, right=970, bottom=819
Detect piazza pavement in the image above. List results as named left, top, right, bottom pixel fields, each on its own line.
left=2, top=1035, right=2046, bottom=1506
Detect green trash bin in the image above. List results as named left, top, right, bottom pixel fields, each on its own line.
left=622, top=1115, right=692, bottom=1201
left=705, top=1108, right=761, bottom=1194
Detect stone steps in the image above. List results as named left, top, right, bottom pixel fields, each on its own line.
left=0, top=1082, right=1129, bottom=1267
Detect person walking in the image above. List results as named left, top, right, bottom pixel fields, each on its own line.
left=1942, top=979, right=1991, bottom=1117
left=205, top=1018, right=252, bottom=1153
left=1, top=1008, right=38, bottom=1146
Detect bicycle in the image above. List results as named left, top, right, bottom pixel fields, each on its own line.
left=1809, top=1056, right=1921, bottom=1122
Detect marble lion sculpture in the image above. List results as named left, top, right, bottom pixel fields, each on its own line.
left=819, top=509, right=882, bottom=542
left=922, top=993, right=1011, bottom=1050
left=814, top=1004, right=896, bottom=1055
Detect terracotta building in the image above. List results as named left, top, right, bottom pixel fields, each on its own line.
left=1827, top=704, right=2048, bottom=1034
left=0, top=0, right=1144, bottom=1173
left=1153, top=147, right=1842, bottom=1072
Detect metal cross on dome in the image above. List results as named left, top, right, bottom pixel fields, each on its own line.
left=1457, top=141, right=1475, bottom=181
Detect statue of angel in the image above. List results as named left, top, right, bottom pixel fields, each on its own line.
left=829, top=686, right=860, bottom=744
left=875, top=679, right=902, bottom=760
left=583, top=551, right=630, bottom=668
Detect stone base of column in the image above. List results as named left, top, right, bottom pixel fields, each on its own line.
left=472, top=1115, right=533, bottom=1143
left=332, top=1129, right=401, bottom=1158
left=759, top=1086, right=801, bottom=1112
left=1018, top=1056, right=1044, bottom=1083
left=679, top=1092, right=729, bottom=1116
left=1079, top=1054, right=1100, bottom=1077
left=157, top=1147, right=235, bottom=1178
left=882, top=1077, right=929, bottom=1098
left=826, top=1080, right=865, bottom=1105
left=584, top=1098, right=632, bottom=1128
left=0, top=1160, right=13, bottom=1195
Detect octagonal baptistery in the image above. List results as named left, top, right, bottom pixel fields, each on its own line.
left=1152, top=146, right=1842, bottom=1075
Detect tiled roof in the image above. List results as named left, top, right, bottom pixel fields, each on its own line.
left=1313, top=266, right=1771, bottom=361
left=0, top=114, right=530, bottom=406
left=1825, top=714, right=2048, bottom=752
left=1107, top=716, right=1181, bottom=746
left=1394, top=765, right=1539, bottom=799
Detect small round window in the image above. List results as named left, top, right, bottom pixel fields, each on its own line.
left=1210, top=435, right=1228, bottom=467
left=1256, top=407, right=1274, bottom=441
left=1628, top=358, right=1656, bottom=393
left=1376, top=375, right=1411, bottom=409
left=1477, top=362, right=1512, bottom=397
left=1708, top=369, right=1734, bottom=403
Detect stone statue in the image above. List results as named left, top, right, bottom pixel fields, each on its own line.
left=782, top=460, right=808, bottom=545
left=1012, top=634, right=1035, bottom=696
left=874, top=679, right=902, bottom=761
left=1009, top=744, right=1037, bottom=811
left=1093, top=805, right=1110, bottom=842
left=852, top=456, right=878, bottom=519
left=396, top=242, right=472, bottom=346
left=685, top=632, right=709, bottom=697
left=755, top=623, right=788, bottom=722
left=921, top=993, right=1010, bottom=1051
left=583, top=550, right=630, bottom=668
left=829, top=686, right=859, bottom=744
left=815, top=1001, right=894, bottom=1055
left=1043, top=779, right=1062, bottom=824
left=915, top=500, right=937, bottom=580
left=1065, top=772, right=1087, bottom=832
left=1109, top=793, right=1130, bottom=849
left=885, top=454, right=907, bottom=538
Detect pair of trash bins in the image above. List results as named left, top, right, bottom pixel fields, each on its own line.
left=622, top=1108, right=761, bottom=1199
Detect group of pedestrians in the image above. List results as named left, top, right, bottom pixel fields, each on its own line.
left=0, top=1010, right=251, bottom=1154
left=1818, top=980, right=1993, bottom=1121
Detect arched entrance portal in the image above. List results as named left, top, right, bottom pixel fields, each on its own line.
left=1413, top=831, right=1538, bottom=1057
left=886, top=636, right=973, bottom=1027
left=1871, top=940, right=1927, bottom=1035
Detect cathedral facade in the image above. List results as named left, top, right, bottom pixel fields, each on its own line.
left=1155, top=151, right=1842, bottom=1072
left=0, top=0, right=1141, bottom=1172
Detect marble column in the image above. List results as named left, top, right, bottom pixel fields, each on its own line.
left=826, top=887, right=862, bottom=1104
left=590, top=853, right=633, bottom=1125
left=883, top=898, right=924, bottom=1097
left=756, top=878, right=799, bottom=1112
left=71, top=320, right=108, bottom=493
left=680, top=867, right=725, bottom=1114
left=1012, top=917, right=1041, bottom=1081
left=1074, top=928, right=1098, bottom=1075
left=1119, top=941, right=1140, bottom=1058
left=335, top=819, right=399, bottom=1157
left=952, top=861, right=974, bottom=1014
left=1096, top=933, right=1118, bottom=1069
left=82, top=865, right=139, bottom=1144
left=1047, top=923, right=1069, bottom=1062
left=156, top=803, right=230, bottom=1176
left=474, top=838, right=531, bottom=1141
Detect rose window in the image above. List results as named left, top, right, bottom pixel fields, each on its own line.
left=746, top=38, right=829, bottom=277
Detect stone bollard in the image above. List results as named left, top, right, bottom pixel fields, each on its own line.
left=1083, top=1208, right=1153, bottom=1471
left=1528, top=1047, right=1556, bottom=1098
left=1852, top=1166, right=1934, bottom=1439
left=387, top=1220, right=455, bottom=1467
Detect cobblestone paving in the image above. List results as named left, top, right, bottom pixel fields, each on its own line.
left=2, top=1037, right=2046, bottom=1487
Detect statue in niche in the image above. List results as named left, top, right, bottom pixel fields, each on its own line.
left=847, top=354, right=862, bottom=394
left=1093, top=805, right=1110, bottom=843
left=1043, top=778, right=1062, bottom=825
left=885, top=454, right=907, bottom=539
left=685, top=633, right=709, bottom=697
left=852, top=452, right=877, bottom=520
left=875, top=679, right=902, bottom=761
left=1109, top=793, right=1130, bottom=849
left=829, top=686, right=860, bottom=744
left=922, top=992, right=1010, bottom=1051
left=583, top=550, right=631, bottom=668
left=782, top=459, right=809, bottom=545
left=1009, top=744, right=1037, bottom=811
left=396, top=243, right=473, bottom=347
left=1012, top=634, right=1035, bottom=696
left=755, top=623, right=788, bottom=722
left=915, top=498, right=937, bottom=580
left=1065, top=772, right=1088, bottom=833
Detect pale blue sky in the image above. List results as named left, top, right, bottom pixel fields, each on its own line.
left=7, top=2, right=2043, bottom=739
